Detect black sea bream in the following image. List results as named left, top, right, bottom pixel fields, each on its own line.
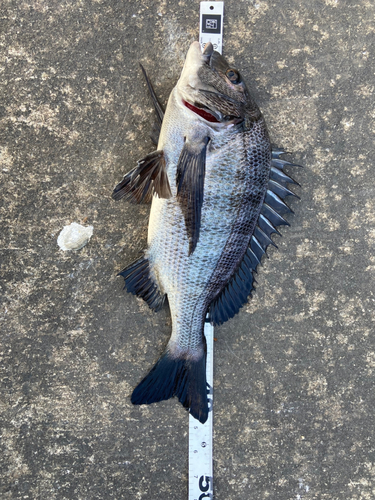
left=112, top=42, right=299, bottom=423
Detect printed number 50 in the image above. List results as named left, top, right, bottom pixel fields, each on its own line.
left=198, top=475, right=212, bottom=499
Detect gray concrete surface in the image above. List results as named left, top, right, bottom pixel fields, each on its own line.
left=1, top=0, right=374, bottom=498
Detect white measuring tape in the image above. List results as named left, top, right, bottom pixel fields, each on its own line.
left=199, top=1, right=224, bottom=54
left=188, top=320, right=214, bottom=499
left=189, top=6, right=224, bottom=498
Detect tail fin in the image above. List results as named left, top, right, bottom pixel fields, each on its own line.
left=131, top=348, right=208, bottom=423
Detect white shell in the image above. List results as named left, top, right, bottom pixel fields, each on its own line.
left=57, top=222, right=93, bottom=251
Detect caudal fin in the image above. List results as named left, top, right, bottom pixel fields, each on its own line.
left=131, top=349, right=208, bottom=423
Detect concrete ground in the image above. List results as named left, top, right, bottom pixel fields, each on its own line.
left=1, top=0, right=374, bottom=498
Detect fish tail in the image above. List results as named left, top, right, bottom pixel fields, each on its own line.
left=131, top=345, right=208, bottom=423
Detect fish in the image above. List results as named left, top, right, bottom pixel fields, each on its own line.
left=112, top=41, right=299, bottom=423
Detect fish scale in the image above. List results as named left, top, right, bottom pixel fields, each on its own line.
left=147, top=122, right=269, bottom=353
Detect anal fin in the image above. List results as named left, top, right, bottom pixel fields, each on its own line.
left=118, top=255, right=166, bottom=312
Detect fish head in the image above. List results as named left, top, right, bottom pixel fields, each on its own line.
left=176, top=41, right=260, bottom=126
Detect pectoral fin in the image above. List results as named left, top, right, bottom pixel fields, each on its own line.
left=112, top=150, right=171, bottom=203
left=176, top=137, right=209, bottom=255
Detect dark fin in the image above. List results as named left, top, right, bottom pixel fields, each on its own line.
left=271, top=157, right=302, bottom=170
left=271, top=148, right=303, bottom=172
left=118, top=255, right=166, bottom=312
left=139, top=64, right=164, bottom=145
left=268, top=180, right=300, bottom=200
left=139, top=64, right=164, bottom=126
left=209, top=148, right=300, bottom=326
left=261, top=203, right=290, bottom=227
left=112, top=150, right=171, bottom=203
left=265, top=190, right=294, bottom=215
left=209, top=247, right=258, bottom=326
left=250, top=234, right=267, bottom=261
left=176, top=137, right=209, bottom=255
left=258, top=213, right=281, bottom=238
left=131, top=347, right=208, bottom=424
left=254, top=225, right=277, bottom=250
left=270, top=166, right=300, bottom=187
left=271, top=147, right=289, bottom=158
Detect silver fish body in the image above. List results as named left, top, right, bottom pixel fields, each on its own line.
left=112, top=42, right=298, bottom=422
left=148, top=89, right=270, bottom=355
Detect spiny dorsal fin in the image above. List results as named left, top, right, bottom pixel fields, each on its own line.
left=208, top=148, right=301, bottom=326
left=112, top=150, right=171, bottom=204
left=176, top=137, right=209, bottom=256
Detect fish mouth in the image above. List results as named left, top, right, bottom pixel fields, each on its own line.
left=182, top=97, right=243, bottom=124
left=182, top=99, right=220, bottom=123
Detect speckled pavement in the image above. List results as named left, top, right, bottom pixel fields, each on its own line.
left=1, top=1, right=374, bottom=499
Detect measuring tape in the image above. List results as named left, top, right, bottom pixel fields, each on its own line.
left=189, top=6, right=224, bottom=499
left=188, top=319, right=214, bottom=499
left=199, top=1, right=224, bottom=54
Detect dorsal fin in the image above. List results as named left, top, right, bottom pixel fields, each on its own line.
left=208, top=149, right=300, bottom=326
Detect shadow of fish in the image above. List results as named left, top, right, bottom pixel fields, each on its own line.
left=112, top=42, right=300, bottom=423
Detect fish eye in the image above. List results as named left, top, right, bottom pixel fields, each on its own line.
left=226, top=69, right=240, bottom=85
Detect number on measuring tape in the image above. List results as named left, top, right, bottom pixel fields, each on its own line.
left=207, top=383, right=213, bottom=412
left=195, top=475, right=213, bottom=499
left=199, top=475, right=212, bottom=491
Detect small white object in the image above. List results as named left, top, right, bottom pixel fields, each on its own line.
left=199, top=1, right=224, bottom=54
left=57, top=222, right=93, bottom=251
left=188, top=319, right=214, bottom=500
